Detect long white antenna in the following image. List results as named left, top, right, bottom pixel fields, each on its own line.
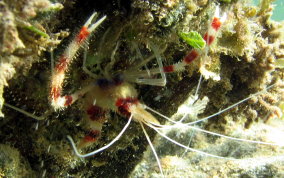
left=186, top=84, right=276, bottom=125
left=4, top=103, right=45, bottom=121
left=140, top=122, right=164, bottom=177
left=67, top=115, right=132, bottom=158
left=149, top=124, right=235, bottom=160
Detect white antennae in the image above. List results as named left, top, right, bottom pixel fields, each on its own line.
left=155, top=123, right=284, bottom=147
left=148, top=123, right=235, bottom=160
left=186, top=84, right=276, bottom=125
left=144, top=84, right=276, bottom=127
left=140, top=122, right=164, bottom=177
left=144, top=105, right=176, bottom=124
left=190, top=125, right=283, bottom=146
left=4, top=103, right=45, bottom=121
left=67, top=115, right=132, bottom=158
left=195, top=75, right=203, bottom=97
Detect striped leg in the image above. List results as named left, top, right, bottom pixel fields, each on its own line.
left=200, top=6, right=227, bottom=80
left=50, top=13, right=106, bottom=110
left=78, top=104, right=107, bottom=149
left=163, top=6, right=227, bottom=74
left=203, top=5, right=227, bottom=46
left=123, top=6, right=227, bottom=82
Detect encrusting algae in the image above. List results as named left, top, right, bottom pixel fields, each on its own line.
left=0, top=0, right=284, bottom=177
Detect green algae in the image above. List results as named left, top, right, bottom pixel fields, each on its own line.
left=179, top=31, right=206, bottom=49
left=22, top=24, right=49, bottom=38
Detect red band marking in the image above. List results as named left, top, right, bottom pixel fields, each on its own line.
left=86, top=105, right=106, bottom=122
left=115, top=98, right=139, bottom=117
left=50, top=87, right=61, bottom=100
left=211, top=17, right=221, bottom=31
left=163, top=65, right=174, bottom=73
left=76, top=26, right=90, bottom=44
left=203, top=33, right=215, bottom=45
left=84, top=130, right=101, bottom=142
left=183, top=50, right=199, bottom=64
left=64, top=95, right=73, bottom=106
left=55, top=55, right=68, bottom=72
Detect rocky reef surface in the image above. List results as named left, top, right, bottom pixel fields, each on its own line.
left=0, top=0, right=283, bottom=177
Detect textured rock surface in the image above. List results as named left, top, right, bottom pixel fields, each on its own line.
left=0, top=0, right=283, bottom=177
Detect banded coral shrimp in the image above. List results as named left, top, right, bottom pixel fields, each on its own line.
left=1, top=0, right=284, bottom=177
